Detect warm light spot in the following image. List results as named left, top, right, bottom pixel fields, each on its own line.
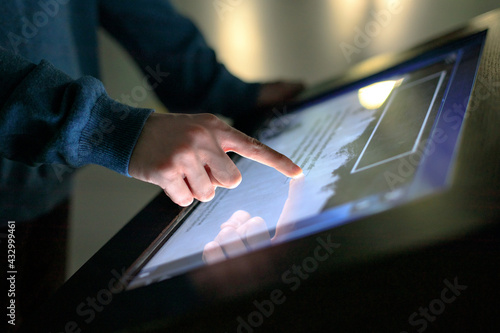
left=328, top=0, right=369, bottom=40
left=358, top=79, right=403, bottom=109
left=217, top=2, right=263, bottom=80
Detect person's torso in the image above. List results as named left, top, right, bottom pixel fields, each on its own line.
left=0, top=0, right=101, bottom=222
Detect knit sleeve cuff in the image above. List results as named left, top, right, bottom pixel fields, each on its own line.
left=77, top=94, right=154, bottom=176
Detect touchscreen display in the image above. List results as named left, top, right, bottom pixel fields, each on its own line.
left=128, top=36, right=483, bottom=289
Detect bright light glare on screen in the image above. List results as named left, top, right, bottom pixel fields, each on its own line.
left=358, top=79, right=403, bottom=109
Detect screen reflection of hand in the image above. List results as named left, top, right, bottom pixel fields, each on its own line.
left=202, top=174, right=305, bottom=264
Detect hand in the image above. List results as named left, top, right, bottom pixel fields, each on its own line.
left=256, top=81, right=305, bottom=108
left=129, top=113, right=302, bottom=206
left=203, top=210, right=271, bottom=264
left=202, top=175, right=305, bottom=264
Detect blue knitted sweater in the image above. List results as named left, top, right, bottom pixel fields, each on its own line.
left=0, top=0, right=260, bottom=223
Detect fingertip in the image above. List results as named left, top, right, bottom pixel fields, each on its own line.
left=228, top=178, right=242, bottom=189
left=198, top=190, right=216, bottom=203
left=225, top=172, right=242, bottom=189
left=203, top=241, right=226, bottom=264
left=203, top=241, right=219, bottom=252
left=286, top=164, right=303, bottom=179
left=293, top=171, right=305, bottom=179
left=179, top=197, right=194, bottom=207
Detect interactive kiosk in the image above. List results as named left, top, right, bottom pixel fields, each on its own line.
left=22, top=9, right=500, bottom=333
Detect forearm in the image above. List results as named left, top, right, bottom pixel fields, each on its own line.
left=0, top=49, right=153, bottom=175
left=99, top=0, right=260, bottom=118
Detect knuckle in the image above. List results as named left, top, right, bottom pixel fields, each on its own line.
left=177, top=140, right=193, bottom=151
left=199, top=113, right=218, bottom=121
left=248, top=137, right=267, bottom=153
left=275, top=152, right=288, bottom=164
left=160, top=168, right=178, bottom=182
left=198, top=113, right=219, bottom=125
left=185, top=123, right=205, bottom=138
left=171, top=143, right=197, bottom=163
left=198, top=113, right=228, bottom=133
left=155, top=159, right=181, bottom=180
left=185, top=123, right=213, bottom=144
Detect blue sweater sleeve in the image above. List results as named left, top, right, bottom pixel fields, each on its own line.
left=98, top=0, right=260, bottom=118
left=0, top=49, right=153, bottom=176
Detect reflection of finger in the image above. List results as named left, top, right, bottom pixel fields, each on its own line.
left=202, top=241, right=226, bottom=264
left=274, top=174, right=306, bottom=241
left=286, top=174, right=305, bottom=207
left=215, top=227, right=248, bottom=258
left=238, top=217, right=272, bottom=251
left=220, top=210, right=251, bottom=229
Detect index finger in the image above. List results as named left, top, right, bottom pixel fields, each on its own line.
left=220, top=128, right=303, bottom=178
